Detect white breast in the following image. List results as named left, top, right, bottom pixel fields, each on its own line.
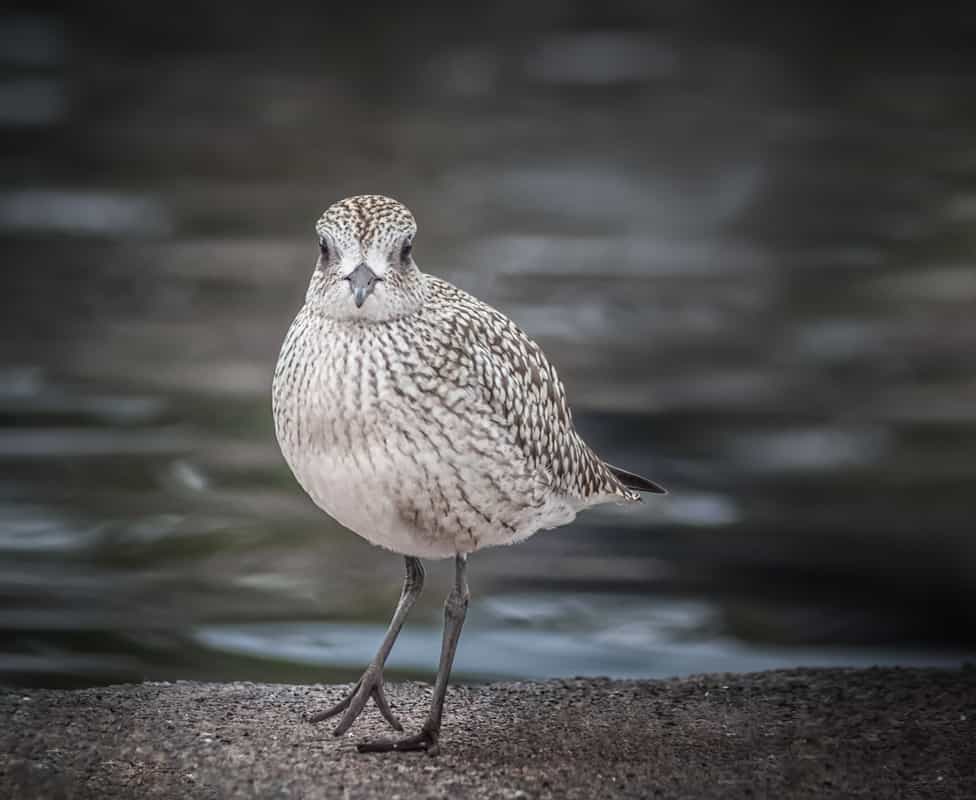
left=272, top=308, right=581, bottom=559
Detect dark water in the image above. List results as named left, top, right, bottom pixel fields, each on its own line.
left=1, top=4, right=975, bottom=687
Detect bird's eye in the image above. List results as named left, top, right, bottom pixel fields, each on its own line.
left=319, top=240, right=330, bottom=258
left=400, top=242, right=413, bottom=264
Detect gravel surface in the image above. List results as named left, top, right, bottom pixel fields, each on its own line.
left=3, top=668, right=975, bottom=799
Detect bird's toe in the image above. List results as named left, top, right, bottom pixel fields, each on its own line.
left=356, top=727, right=438, bottom=755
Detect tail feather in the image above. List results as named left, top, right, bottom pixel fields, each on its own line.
left=607, top=463, right=667, bottom=495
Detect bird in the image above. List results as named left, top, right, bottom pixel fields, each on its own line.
left=272, top=194, right=665, bottom=754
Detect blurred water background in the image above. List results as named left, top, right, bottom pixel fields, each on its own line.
left=1, top=2, right=975, bottom=688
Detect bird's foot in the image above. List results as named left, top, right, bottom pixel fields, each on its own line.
left=356, top=725, right=439, bottom=755
left=306, top=664, right=401, bottom=735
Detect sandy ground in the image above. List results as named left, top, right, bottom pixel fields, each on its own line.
left=2, top=668, right=974, bottom=799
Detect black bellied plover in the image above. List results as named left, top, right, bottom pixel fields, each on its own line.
left=272, top=195, right=665, bottom=754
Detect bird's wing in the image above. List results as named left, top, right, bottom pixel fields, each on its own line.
left=428, top=278, right=632, bottom=501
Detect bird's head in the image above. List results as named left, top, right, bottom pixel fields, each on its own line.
left=306, top=194, right=424, bottom=322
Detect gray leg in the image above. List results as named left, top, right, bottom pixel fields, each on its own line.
left=358, top=553, right=469, bottom=755
left=307, top=556, right=424, bottom=734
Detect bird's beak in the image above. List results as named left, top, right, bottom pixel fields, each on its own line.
left=346, top=263, right=379, bottom=308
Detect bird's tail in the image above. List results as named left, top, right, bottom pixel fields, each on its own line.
left=606, top=463, right=667, bottom=496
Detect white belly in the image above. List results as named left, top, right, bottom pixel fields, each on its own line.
left=288, top=445, right=448, bottom=558
left=284, top=435, right=580, bottom=560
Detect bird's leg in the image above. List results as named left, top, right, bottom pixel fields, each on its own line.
left=358, top=553, right=469, bottom=755
left=307, top=555, right=424, bottom=735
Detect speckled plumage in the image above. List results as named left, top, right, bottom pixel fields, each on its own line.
left=272, top=195, right=663, bottom=752
left=272, top=195, right=654, bottom=560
